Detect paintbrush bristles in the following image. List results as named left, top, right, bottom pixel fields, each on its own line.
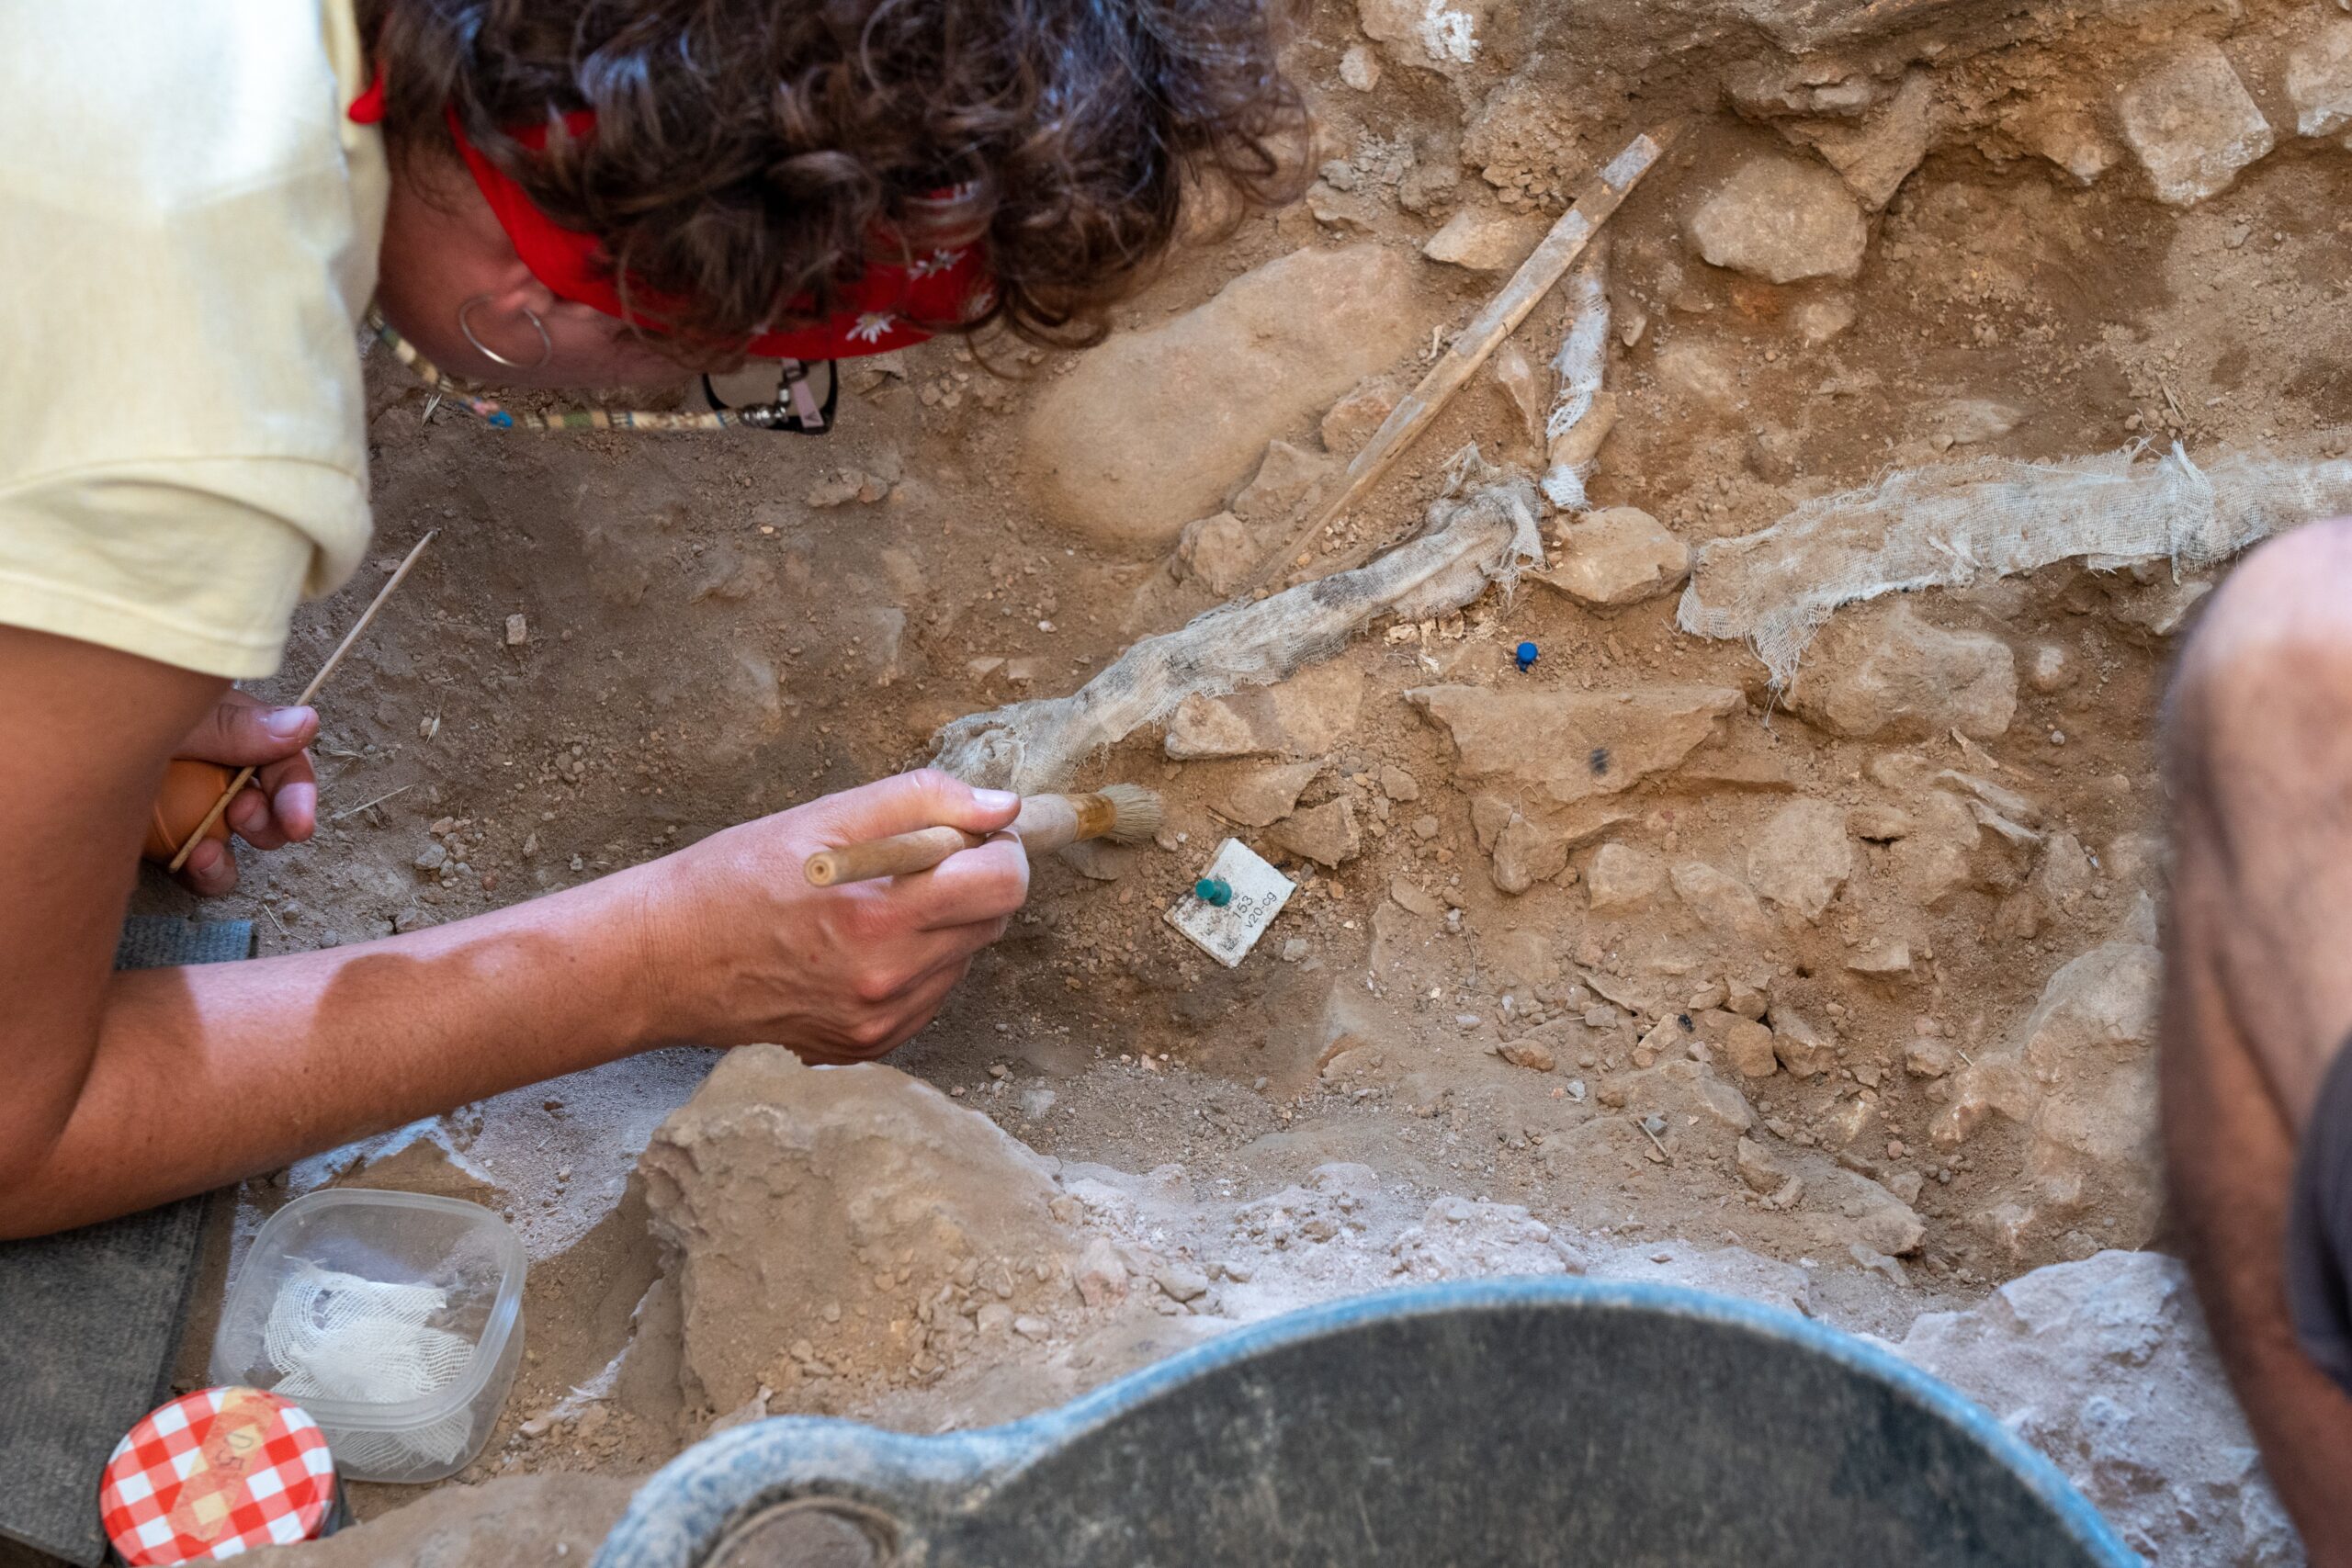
left=1092, top=782, right=1163, bottom=843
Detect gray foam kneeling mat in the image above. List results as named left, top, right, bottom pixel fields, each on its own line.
left=0, top=917, right=253, bottom=1565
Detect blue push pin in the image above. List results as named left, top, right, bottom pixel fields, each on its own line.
left=1194, top=877, right=1234, bottom=908
left=1514, top=640, right=1540, bottom=672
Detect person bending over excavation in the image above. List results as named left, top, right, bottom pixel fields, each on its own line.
left=0, top=0, right=1299, bottom=1237
left=2165, top=521, right=2352, bottom=1561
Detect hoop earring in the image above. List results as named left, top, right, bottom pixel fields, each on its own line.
left=457, top=294, right=553, bottom=370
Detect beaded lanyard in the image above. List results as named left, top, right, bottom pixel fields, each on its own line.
left=366, top=310, right=837, bottom=434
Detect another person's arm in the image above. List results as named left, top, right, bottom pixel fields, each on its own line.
left=0, top=625, right=1025, bottom=1237
left=2162, top=521, right=2352, bottom=1562
left=2163, top=957, right=2352, bottom=1563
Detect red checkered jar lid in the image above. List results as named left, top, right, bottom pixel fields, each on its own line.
left=99, top=1387, right=338, bottom=1563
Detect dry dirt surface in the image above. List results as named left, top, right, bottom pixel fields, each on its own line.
left=162, top=0, right=2352, bottom=1560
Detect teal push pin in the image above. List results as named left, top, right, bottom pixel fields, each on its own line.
left=1194, top=877, right=1234, bottom=908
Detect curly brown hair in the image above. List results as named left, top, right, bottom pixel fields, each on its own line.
left=364, top=0, right=1306, bottom=350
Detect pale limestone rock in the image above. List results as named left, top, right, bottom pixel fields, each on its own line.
left=1722, top=1018, right=1780, bottom=1078
left=1167, top=661, right=1365, bottom=760
left=1670, top=861, right=1773, bottom=943
left=1791, top=70, right=1938, bottom=210
left=1533, top=508, right=1690, bottom=606
left=1893, top=1251, right=2300, bottom=1568
left=639, top=1048, right=1080, bottom=1414
left=1790, top=294, right=1857, bottom=345
left=1174, top=511, right=1258, bottom=595
left=1931, top=936, right=2163, bottom=1258
left=2008, top=98, right=2122, bottom=186
left=1847, top=941, right=1914, bottom=977
left=1230, top=439, right=1336, bottom=525
left=261, top=1474, right=636, bottom=1568
left=1770, top=1005, right=1836, bottom=1077
left=2116, top=40, right=2274, bottom=209
left=1321, top=378, right=1398, bottom=454
left=1269, top=796, right=1362, bottom=868
left=1788, top=600, right=2017, bottom=740
left=1023, top=246, right=1430, bottom=549
left=1422, top=207, right=1548, bottom=272
left=1212, top=760, right=1324, bottom=828
left=1587, top=840, right=1668, bottom=913
left=2288, top=22, right=2352, bottom=137
left=1736, top=1134, right=1788, bottom=1191
left=1746, top=798, right=1853, bottom=923
left=1408, top=683, right=1743, bottom=807
left=1687, top=153, right=1868, bottom=284
left=1490, top=813, right=1569, bottom=894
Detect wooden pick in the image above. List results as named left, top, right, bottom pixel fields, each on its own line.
left=1234, top=125, right=1673, bottom=597
left=166, top=530, right=439, bottom=873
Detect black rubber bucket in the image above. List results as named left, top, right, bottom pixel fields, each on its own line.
left=595, top=1279, right=2133, bottom=1567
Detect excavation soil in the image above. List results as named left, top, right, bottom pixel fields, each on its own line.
left=141, top=0, right=2352, bottom=1559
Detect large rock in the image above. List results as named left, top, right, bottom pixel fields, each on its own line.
left=1174, top=511, right=1259, bottom=595
left=1893, top=1251, right=2301, bottom=1568
left=1790, top=70, right=1938, bottom=210
left=1489, top=811, right=1569, bottom=894
left=2116, top=40, right=2275, bottom=208
left=252, top=1474, right=636, bottom=1567
left=1213, top=760, right=1324, bottom=827
left=1269, top=795, right=1363, bottom=867
left=1686, top=154, right=1868, bottom=284
left=1670, top=861, right=1774, bottom=943
left=1533, top=507, right=1690, bottom=606
left=1746, top=798, right=1853, bottom=922
left=1407, top=683, right=1743, bottom=807
left=1817, top=1168, right=1926, bottom=1256
left=1888, top=789, right=1994, bottom=908
left=1788, top=601, right=2017, bottom=740
left=1587, top=840, right=1668, bottom=912
left=1168, top=661, right=1366, bottom=760
left=1421, top=207, right=1546, bottom=272
left=1022, top=246, right=1428, bottom=550
left=639, top=1048, right=1085, bottom=1414
left=1930, top=936, right=2163, bottom=1258
left=1357, top=0, right=1493, bottom=68
left=1229, top=439, right=1336, bottom=525
left=2287, top=21, right=2352, bottom=138
left=2007, top=97, right=2123, bottom=186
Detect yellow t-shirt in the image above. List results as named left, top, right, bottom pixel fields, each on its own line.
left=0, top=0, right=387, bottom=679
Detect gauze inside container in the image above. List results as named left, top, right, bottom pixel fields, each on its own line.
left=264, top=1260, right=476, bottom=1467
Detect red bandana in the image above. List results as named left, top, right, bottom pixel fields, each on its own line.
left=350, top=81, right=991, bottom=360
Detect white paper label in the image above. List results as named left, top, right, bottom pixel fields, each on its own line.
left=1164, top=838, right=1296, bottom=968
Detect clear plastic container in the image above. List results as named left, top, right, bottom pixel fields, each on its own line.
left=209, top=1190, right=526, bottom=1483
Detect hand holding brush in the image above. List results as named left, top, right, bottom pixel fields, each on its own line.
left=804, top=784, right=1162, bottom=886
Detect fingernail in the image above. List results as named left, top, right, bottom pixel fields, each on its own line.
left=264, top=706, right=314, bottom=740
left=976, top=789, right=1019, bottom=812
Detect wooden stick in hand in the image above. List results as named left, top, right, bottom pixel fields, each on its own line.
left=165, top=531, right=438, bottom=873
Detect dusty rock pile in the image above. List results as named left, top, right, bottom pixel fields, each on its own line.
left=275, top=1060, right=2285, bottom=1568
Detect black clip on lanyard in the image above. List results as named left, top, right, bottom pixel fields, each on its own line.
left=705, top=357, right=841, bottom=434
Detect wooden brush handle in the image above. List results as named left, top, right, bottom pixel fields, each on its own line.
left=806, top=826, right=982, bottom=886
left=803, top=794, right=1100, bottom=887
